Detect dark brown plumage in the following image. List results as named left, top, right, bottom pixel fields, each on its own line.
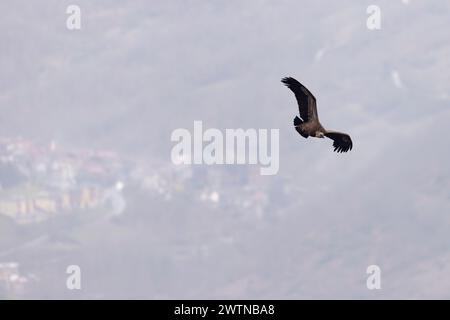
left=282, top=77, right=353, bottom=153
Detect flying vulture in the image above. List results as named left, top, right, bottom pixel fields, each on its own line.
left=281, top=77, right=353, bottom=153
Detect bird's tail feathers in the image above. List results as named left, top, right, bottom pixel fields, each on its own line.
left=293, top=116, right=303, bottom=127
left=293, top=116, right=308, bottom=138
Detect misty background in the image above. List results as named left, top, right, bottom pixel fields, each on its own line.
left=1, top=0, right=450, bottom=299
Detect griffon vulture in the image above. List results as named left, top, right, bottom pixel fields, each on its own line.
left=281, top=77, right=353, bottom=153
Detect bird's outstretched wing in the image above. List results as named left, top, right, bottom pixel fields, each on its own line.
left=324, top=131, right=353, bottom=153
left=281, top=77, right=318, bottom=122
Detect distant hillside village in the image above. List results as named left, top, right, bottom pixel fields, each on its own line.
left=0, top=137, right=128, bottom=224
left=0, top=136, right=302, bottom=298
left=0, top=136, right=301, bottom=226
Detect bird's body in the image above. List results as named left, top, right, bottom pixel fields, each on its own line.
left=295, top=118, right=324, bottom=138
left=282, top=77, right=353, bottom=153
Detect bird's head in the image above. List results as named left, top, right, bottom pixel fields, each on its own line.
left=315, top=132, right=325, bottom=138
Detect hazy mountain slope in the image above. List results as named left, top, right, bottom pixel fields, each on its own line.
left=1, top=0, right=449, bottom=299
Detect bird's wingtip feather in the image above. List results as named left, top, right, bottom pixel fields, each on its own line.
left=281, top=76, right=294, bottom=84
